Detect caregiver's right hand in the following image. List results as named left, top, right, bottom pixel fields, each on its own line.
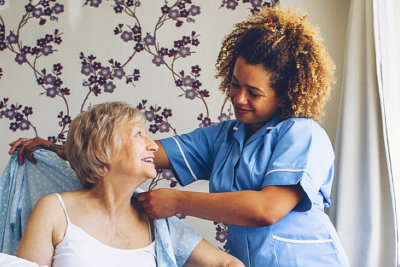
left=8, top=137, right=52, bottom=164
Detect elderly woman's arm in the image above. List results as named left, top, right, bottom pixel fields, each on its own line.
left=16, top=195, right=59, bottom=266
left=184, top=239, right=244, bottom=267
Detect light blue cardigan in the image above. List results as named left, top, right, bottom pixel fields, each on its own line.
left=0, top=150, right=202, bottom=266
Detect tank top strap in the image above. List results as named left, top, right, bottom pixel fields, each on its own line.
left=54, top=193, right=70, bottom=224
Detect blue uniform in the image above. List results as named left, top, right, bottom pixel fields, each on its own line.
left=160, top=115, right=349, bottom=267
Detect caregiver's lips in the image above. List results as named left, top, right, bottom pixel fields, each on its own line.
left=234, top=107, right=252, bottom=115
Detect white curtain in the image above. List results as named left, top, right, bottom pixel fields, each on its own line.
left=328, top=0, right=399, bottom=266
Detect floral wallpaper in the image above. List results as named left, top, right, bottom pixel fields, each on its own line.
left=0, top=0, right=278, bottom=248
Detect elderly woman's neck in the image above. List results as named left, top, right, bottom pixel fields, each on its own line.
left=87, top=177, right=141, bottom=217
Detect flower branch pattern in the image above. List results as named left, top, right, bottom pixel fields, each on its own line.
left=0, top=0, right=278, bottom=248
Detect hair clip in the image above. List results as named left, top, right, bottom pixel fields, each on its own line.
left=264, top=17, right=285, bottom=35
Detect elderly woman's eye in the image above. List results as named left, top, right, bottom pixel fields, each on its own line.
left=135, top=131, right=142, bottom=137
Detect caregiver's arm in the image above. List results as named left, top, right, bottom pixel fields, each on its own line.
left=184, top=239, right=244, bottom=267
left=16, top=195, right=60, bottom=266
left=138, top=185, right=305, bottom=227
left=9, top=137, right=66, bottom=164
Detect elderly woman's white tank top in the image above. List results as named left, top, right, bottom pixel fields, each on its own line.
left=52, top=193, right=157, bottom=267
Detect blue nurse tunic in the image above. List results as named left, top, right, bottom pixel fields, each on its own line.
left=160, top=115, right=349, bottom=267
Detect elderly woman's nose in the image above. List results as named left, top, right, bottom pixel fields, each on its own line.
left=146, top=137, right=158, bottom=151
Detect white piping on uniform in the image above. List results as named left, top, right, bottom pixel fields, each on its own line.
left=172, top=137, right=198, bottom=180
left=265, top=168, right=318, bottom=191
left=272, top=235, right=333, bottom=244
left=267, top=126, right=275, bottom=130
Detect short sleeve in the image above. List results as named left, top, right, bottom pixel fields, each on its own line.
left=160, top=122, right=229, bottom=186
left=264, top=119, right=334, bottom=211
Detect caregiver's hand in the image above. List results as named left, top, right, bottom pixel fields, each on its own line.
left=137, top=188, right=181, bottom=219
left=8, top=137, right=53, bottom=164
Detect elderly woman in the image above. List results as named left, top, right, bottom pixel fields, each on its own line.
left=15, top=102, right=243, bottom=267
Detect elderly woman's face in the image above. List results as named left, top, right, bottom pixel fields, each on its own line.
left=111, top=121, right=158, bottom=180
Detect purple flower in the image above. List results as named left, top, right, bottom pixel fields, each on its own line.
left=174, top=40, right=183, bottom=49
left=6, top=31, right=18, bottom=44
left=159, top=47, right=168, bottom=56
left=88, top=75, right=97, bottom=84
left=113, top=68, right=125, bottom=79
left=202, top=117, right=212, bottom=127
left=149, top=124, right=157, bottom=134
left=161, top=169, right=174, bottom=180
left=89, top=0, right=102, bottom=7
left=46, top=87, right=58, bottom=98
left=92, top=62, right=102, bottom=70
left=81, top=64, right=93, bottom=76
left=32, top=7, right=43, bottom=18
left=99, top=66, right=111, bottom=78
left=189, top=5, right=201, bottom=16
left=218, top=113, right=231, bottom=122
left=182, top=75, right=194, bottom=87
left=104, top=81, right=116, bottom=93
left=180, top=10, right=188, bottom=18
left=10, top=122, right=18, bottom=132
left=45, top=34, right=53, bottom=42
left=162, top=108, right=172, bottom=118
left=182, top=36, right=190, bottom=45
left=0, top=42, right=7, bottom=51
left=41, top=45, right=53, bottom=56
left=152, top=55, right=164, bottom=67
left=114, top=5, right=123, bottom=13
left=48, top=136, right=57, bottom=143
left=121, top=31, right=133, bottom=42
left=144, top=110, right=155, bottom=122
left=168, top=9, right=180, bottom=20
left=54, top=37, right=62, bottom=44
left=15, top=53, right=27, bottom=65
left=250, top=0, right=262, bottom=7
left=158, top=121, right=170, bottom=133
left=22, top=46, right=32, bottom=54
left=4, top=108, right=16, bottom=120
left=134, top=43, right=144, bottom=52
left=37, top=77, right=45, bottom=85
left=143, top=33, right=155, bottom=46
left=62, top=115, right=72, bottom=125
left=192, top=80, right=201, bottom=89
left=154, top=115, right=163, bottom=123
left=215, top=229, right=227, bottom=243
left=53, top=63, right=63, bottom=72
left=132, top=25, right=141, bottom=34
left=44, top=74, right=56, bottom=85
left=178, top=47, right=190, bottom=58
left=191, top=39, right=199, bottom=46
left=161, top=5, right=170, bottom=14
left=98, top=77, right=106, bottom=86
left=175, top=79, right=182, bottom=87
left=177, top=2, right=185, bottom=9
left=52, top=3, right=64, bottom=14
left=134, top=34, right=141, bottom=42
left=25, top=3, right=34, bottom=12
left=18, top=119, right=30, bottom=131
left=114, top=0, right=124, bottom=5
left=184, top=89, right=197, bottom=100
left=191, top=65, right=201, bottom=74
left=226, top=0, right=238, bottom=10
left=37, top=38, right=46, bottom=47
left=22, top=106, right=33, bottom=116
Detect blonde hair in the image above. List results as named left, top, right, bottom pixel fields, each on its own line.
left=65, top=101, right=145, bottom=189
left=216, top=5, right=335, bottom=122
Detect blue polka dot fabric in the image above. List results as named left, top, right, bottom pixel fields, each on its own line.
left=0, top=150, right=202, bottom=266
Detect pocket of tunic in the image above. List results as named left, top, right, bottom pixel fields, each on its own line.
left=272, top=235, right=342, bottom=267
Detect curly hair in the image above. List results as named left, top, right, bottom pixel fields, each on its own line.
left=215, top=5, right=335, bottom=122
